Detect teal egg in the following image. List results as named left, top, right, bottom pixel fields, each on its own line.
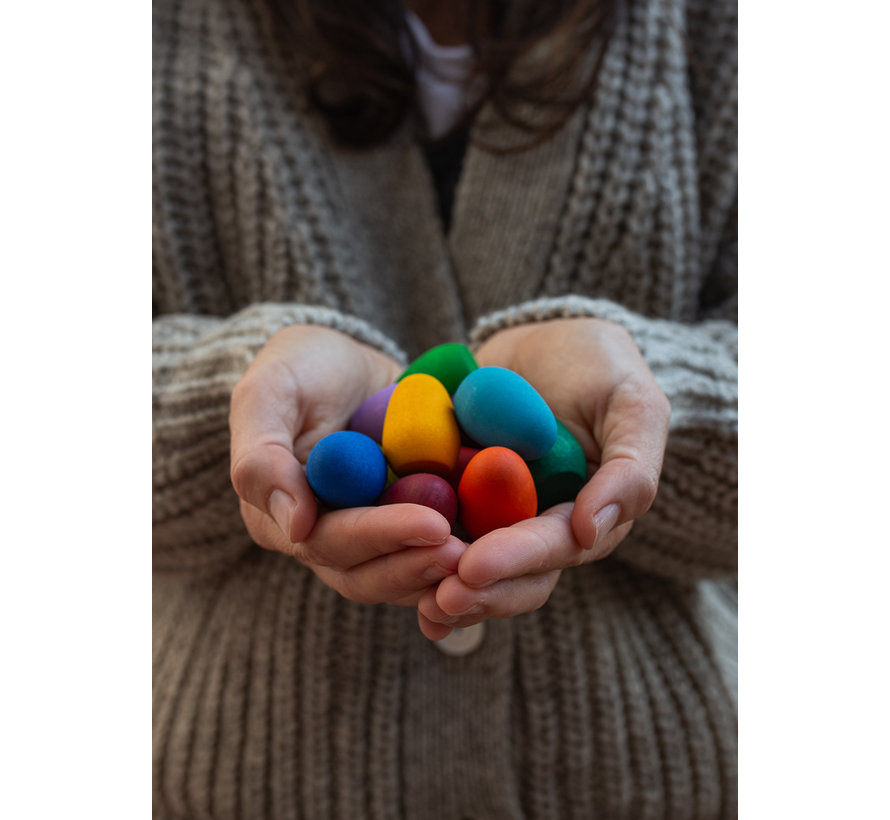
left=452, top=367, right=557, bottom=460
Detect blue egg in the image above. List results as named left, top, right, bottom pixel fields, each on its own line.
left=306, top=431, right=388, bottom=508
left=452, top=367, right=557, bottom=460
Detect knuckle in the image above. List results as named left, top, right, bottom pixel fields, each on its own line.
left=381, top=561, right=415, bottom=599
left=526, top=574, right=559, bottom=613
left=610, top=371, right=669, bottom=421
left=298, top=539, right=334, bottom=570
left=609, top=376, right=648, bottom=412
left=566, top=548, right=587, bottom=568
left=650, top=388, right=672, bottom=424
left=337, top=573, right=381, bottom=606
left=229, top=449, right=259, bottom=500
left=239, top=500, right=266, bottom=544
left=230, top=442, right=296, bottom=507
left=634, top=462, right=661, bottom=512
left=228, top=372, right=254, bottom=419
left=602, top=321, right=634, bottom=346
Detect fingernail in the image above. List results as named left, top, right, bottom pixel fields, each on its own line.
left=269, top=489, right=295, bottom=540
left=401, top=535, right=448, bottom=547
left=452, top=603, right=484, bottom=617
left=466, top=578, right=497, bottom=589
left=427, top=610, right=460, bottom=625
left=421, top=563, right=452, bottom=581
left=592, top=503, right=621, bottom=550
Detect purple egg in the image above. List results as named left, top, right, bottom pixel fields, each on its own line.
left=378, top=473, right=458, bottom=528
left=348, top=383, right=397, bottom=443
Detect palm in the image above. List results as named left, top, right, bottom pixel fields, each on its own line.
left=474, top=319, right=618, bottom=466
left=256, top=326, right=402, bottom=464
left=418, top=317, right=670, bottom=637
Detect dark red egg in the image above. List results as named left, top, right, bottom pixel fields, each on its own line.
left=378, top=472, right=459, bottom=527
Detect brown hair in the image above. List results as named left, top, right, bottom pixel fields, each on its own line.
left=266, top=0, right=622, bottom=151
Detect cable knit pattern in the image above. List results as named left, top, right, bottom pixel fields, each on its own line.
left=153, top=0, right=737, bottom=815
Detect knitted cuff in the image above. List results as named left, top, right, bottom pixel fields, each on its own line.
left=212, top=302, right=409, bottom=367
left=469, top=295, right=653, bottom=354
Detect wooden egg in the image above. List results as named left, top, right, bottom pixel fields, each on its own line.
left=381, top=373, right=461, bottom=477
left=398, top=343, right=479, bottom=395
left=527, top=418, right=588, bottom=512
left=348, top=383, right=396, bottom=443
left=447, top=445, right=479, bottom=489
left=457, top=447, right=537, bottom=540
left=453, top=367, right=557, bottom=460
left=305, top=431, right=388, bottom=509
left=378, top=473, right=458, bottom=527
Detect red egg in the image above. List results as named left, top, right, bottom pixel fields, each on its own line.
left=378, top=472, right=459, bottom=527
left=457, top=447, right=537, bottom=540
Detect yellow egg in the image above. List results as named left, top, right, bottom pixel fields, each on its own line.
left=381, top=373, right=461, bottom=477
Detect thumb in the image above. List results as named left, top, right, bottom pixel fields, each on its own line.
left=571, top=380, right=669, bottom=555
left=229, top=366, right=319, bottom=543
left=230, top=440, right=318, bottom=543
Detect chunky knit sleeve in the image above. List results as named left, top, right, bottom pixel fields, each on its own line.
left=152, top=303, right=407, bottom=575
left=469, top=296, right=737, bottom=582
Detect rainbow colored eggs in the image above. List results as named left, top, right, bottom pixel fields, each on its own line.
left=305, top=344, right=590, bottom=538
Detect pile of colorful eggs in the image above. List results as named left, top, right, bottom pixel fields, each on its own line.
left=305, top=343, right=589, bottom=540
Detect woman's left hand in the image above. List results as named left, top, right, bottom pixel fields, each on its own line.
left=417, top=317, right=671, bottom=640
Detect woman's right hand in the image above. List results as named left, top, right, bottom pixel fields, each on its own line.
left=229, top=325, right=465, bottom=607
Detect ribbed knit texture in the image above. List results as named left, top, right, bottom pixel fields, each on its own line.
left=153, top=0, right=738, bottom=816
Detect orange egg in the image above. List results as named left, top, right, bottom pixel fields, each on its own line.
left=457, top=447, right=538, bottom=540
left=381, top=373, right=461, bottom=477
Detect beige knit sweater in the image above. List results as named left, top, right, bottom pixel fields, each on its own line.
left=153, top=0, right=738, bottom=816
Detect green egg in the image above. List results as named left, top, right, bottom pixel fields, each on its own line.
left=526, top=419, right=588, bottom=513
left=398, top=343, right=479, bottom=396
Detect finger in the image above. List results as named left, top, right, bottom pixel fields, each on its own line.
left=229, top=361, right=319, bottom=541
left=297, top=503, right=454, bottom=570
left=240, top=497, right=299, bottom=556
left=456, top=504, right=634, bottom=588
left=243, top=499, right=464, bottom=604
left=417, top=586, right=459, bottom=629
left=232, top=445, right=319, bottom=543
left=241, top=495, right=453, bottom=570
left=418, top=617, right=454, bottom=642
left=572, top=377, right=670, bottom=552
left=457, top=504, right=575, bottom=587
left=334, top=535, right=466, bottom=605
left=419, top=569, right=562, bottom=625
left=417, top=591, right=455, bottom=641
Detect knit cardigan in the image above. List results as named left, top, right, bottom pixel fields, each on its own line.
left=152, top=0, right=738, bottom=816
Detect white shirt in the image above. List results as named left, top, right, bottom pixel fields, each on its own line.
left=404, top=10, right=482, bottom=140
